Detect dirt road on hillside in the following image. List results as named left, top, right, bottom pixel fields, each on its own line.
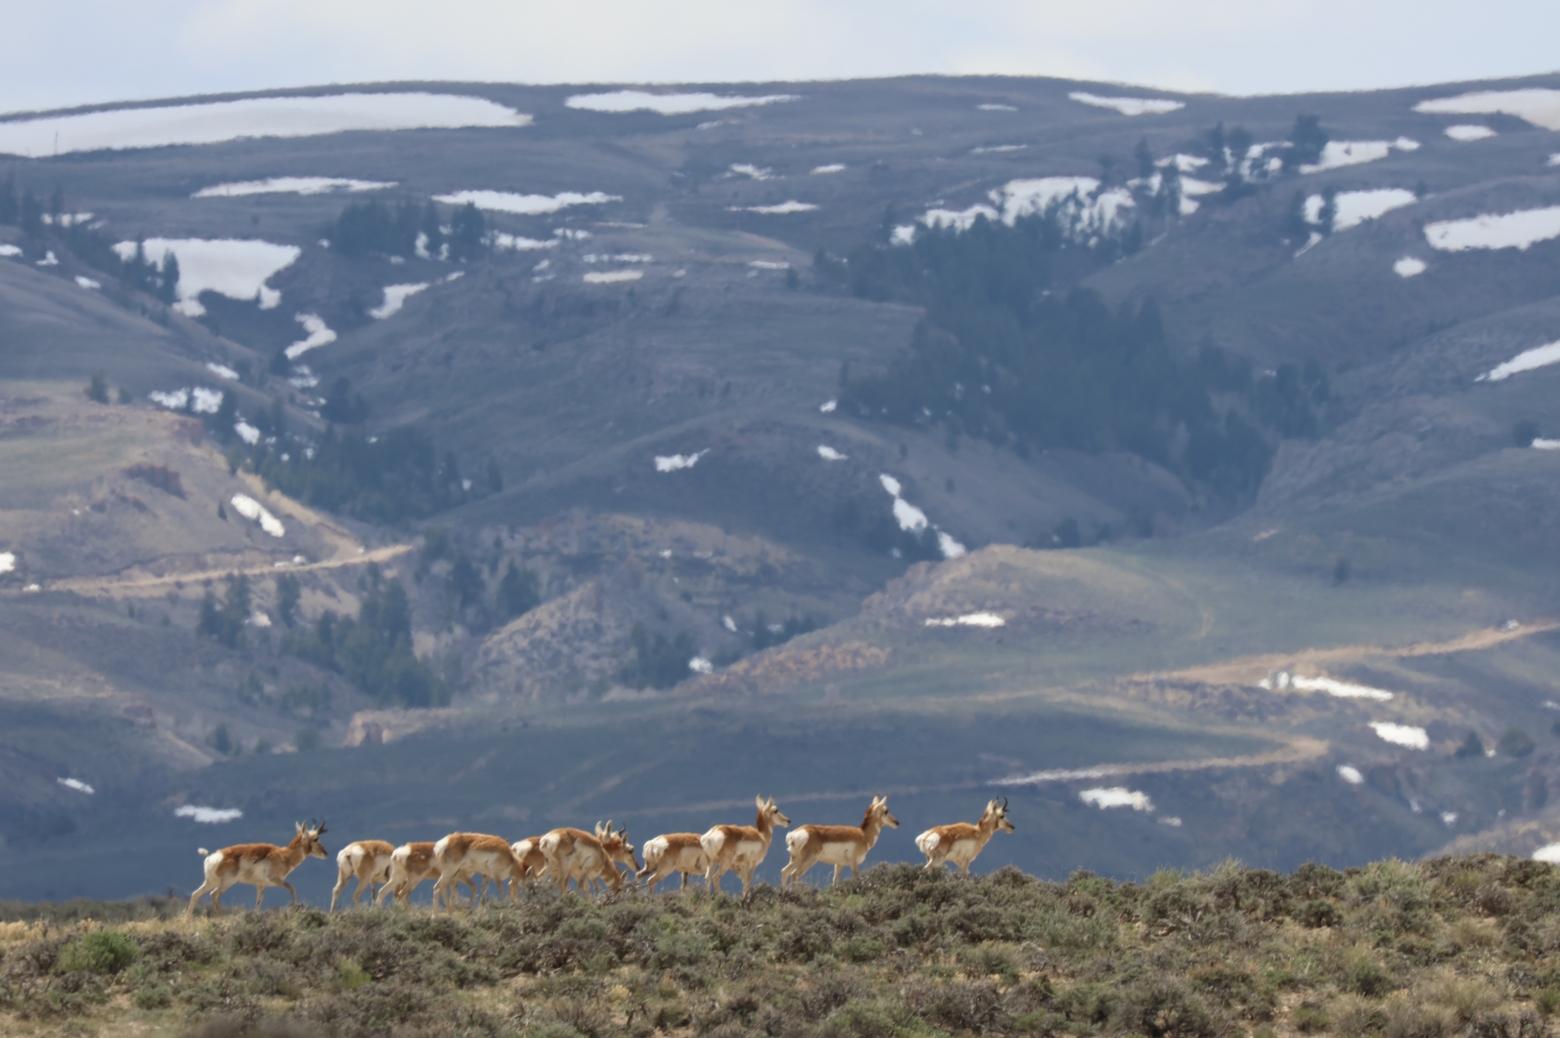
left=13, top=542, right=414, bottom=598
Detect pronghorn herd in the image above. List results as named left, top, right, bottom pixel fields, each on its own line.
left=186, top=797, right=1017, bottom=915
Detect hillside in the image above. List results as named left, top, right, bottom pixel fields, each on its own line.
left=3, top=857, right=1559, bottom=1036
left=3, top=73, right=1560, bottom=897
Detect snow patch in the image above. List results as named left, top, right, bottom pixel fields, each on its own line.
left=1263, top=673, right=1395, bottom=701
left=565, top=90, right=798, bottom=115
left=748, top=259, right=791, bottom=270
left=1370, top=722, right=1429, bottom=750
left=924, top=612, right=1005, bottom=629
left=0, top=93, right=530, bottom=157
left=0, top=244, right=20, bottom=257
left=234, top=421, right=260, bottom=445
left=976, top=103, right=1018, bottom=112
left=230, top=494, right=285, bottom=537
left=73, top=275, right=101, bottom=290
left=0, top=551, right=14, bottom=575
left=57, top=777, right=94, bottom=795
left=891, top=224, right=917, bottom=245
left=176, top=805, right=243, bottom=824
left=1424, top=207, right=1560, bottom=252
left=817, top=445, right=847, bottom=461
left=1443, top=124, right=1497, bottom=141
left=283, top=313, right=336, bottom=360
left=937, top=531, right=968, bottom=558
left=582, top=269, right=643, bottom=284
left=819, top=399, right=837, bottom=414
left=194, top=176, right=395, bottom=198
left=492, top=232, right=557, bottom=251
left=369, top=282, right=431, bottom=319
left=1079, top=787, right=1155, bottom=811
left=206, top=362, right=240, bottom=380
left=35, top=250, right=58, bottom=266
left=112, top=238, right=298, bottom=313
left=729, top=200, right=817, bottom=215
left=1415, top=88, right=1560, bottom=131
left=1532, top=438, right=1560, bottom=450
left=655, top=450, right=707, bottom=473
left=729, top=163, right=772, bottom=180
left=433, top=189, right=619, bottom=216
left=1158, top=153, right=1210, bottom=173
left=921, top=176, right=1133, bottom=239
left=1316, top=188, right=1418, bottom=232
left=1299, top=139, right=1417, bottom=174
left=971, top=144, right=1027, bottom=154
left=810, top=163, right=847, bottom=174
left=1394, top=256, right=1427, bottom=278
left=1534, top=843, right=1560, bottom=864
left=1337, top=765, right=1364, bottom=785
left=1476, top=339, right=1560, bottom=382
left=688, top=657, right=713, bottom=675
left=1068, top=92, right=1183, bottom=116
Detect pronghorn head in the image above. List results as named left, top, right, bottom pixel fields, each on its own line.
left=985, top=797, right=1015, bottom=834
left=295, top=819, right=330, bottom=859
left=756, top=794, right=790, bottom=828
left=868, top=794, right=900, bottom=829
left=596, top=820, right=638, bottom=872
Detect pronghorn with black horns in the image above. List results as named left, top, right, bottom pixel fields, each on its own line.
left=636, top=832, right=709, bottom=893
left=330, top=839, right=395, bottom=912
left=431, top=832, right=526, bottom=910
left=187, top=820, right=329, bottom=916
left=914, top=797, right=1014, bottom=876
left=782, top=794, right=899, bottom=888
left=539, top=821, right=638, bottom=894
left=701, top=795, right=789, bottom=898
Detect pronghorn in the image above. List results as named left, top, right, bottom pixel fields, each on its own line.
left=374, top=841, right=480, bottom=908
left=431, top=832, right=526, bottom=910
left=782, top=794, right=899, bottom=888
left=701, top=795, right=790, bottom=897
left=915, top=797, right=1015, bottom=876
left=187, top=820, right=329, bottom=916
left=539, top=821, right=638, bottom=894
left=508, top=835, right=549, bottom=896
left=637, top=832, right=709, bottom=893
left=330, top=839, right=395, bottom=911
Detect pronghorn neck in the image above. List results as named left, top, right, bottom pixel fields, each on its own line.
left=859, top=810, right=886, bottom=849
left=973, top=812, right=999, bottom=849
left=755, top=807, right=774, bottom=848
left=277, top=833, right=308, bottom=872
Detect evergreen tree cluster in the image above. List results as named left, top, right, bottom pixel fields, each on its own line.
left=251, top=425, right=489, bottom=526
left=330, top=198, right=487, bottom=261
left=196, top=575, right=252, bottom=650
left=619, top=623, right=697, bottom=689
left=829, top=217, right=1329, bottom=501
left=281, top=572, right=447, bottom=708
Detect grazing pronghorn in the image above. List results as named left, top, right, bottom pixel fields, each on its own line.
left=187, top=820, right=329, bottom=916
left=915, top=797, right=1015, bottom=876
left=374, top=841, right=479, bottom=908
left=701, top=795, right=790, bottom=897
left=508, top=835, right=549, bottom=896
left=330, top=839, right=395, bottom=912
left=539, top=822, right=639, bottom=894
left=782, top=794, right=899, bottom=888
left=637, top=832, right=709, bottom=893
left=431, top=832, right=526, bottom=910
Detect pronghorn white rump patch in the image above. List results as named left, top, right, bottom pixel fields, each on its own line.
left=176, top=805, right=243, bottom=824
left=1533, top=843, right=1560, bottom=863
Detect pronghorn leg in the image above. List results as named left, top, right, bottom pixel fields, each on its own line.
left=832, top=864, right=842, bottom=886
left=851, top=862, right=860, bottom=881
left=282, top=880, right=299, bottom=907
left=432, top=875, right=452, bottom=912
left=188, top=880, right=215, bottom=916
left=254, top=884, right=266, bottom=911
left=329, top=872, right=348, bottom=912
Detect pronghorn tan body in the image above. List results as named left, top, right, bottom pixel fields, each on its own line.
left=375, top=841, right=479, bottom=907
left=637, top=832, right=708, bottom=893
left=431, top=832, right=525, bottom=909
left=539, top=822, right=638, bottom=894
left=330, top=839, right=395, bottom=911
left=915, top=797, right=1015, bottom=876
left=782, top=795, right=899, bottom=888
left=701, top=795, right=790, bottom=897
left=506, top=835, right=549, bottom=896
left=187, top=821, right=329, bottom=915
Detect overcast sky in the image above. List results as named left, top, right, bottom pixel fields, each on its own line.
left=6, top=1, right=1557, bottom=114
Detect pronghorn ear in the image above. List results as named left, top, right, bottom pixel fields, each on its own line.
left=295, top=820, right=304, bottom=834
left=755, top=794, right=765, bottom=809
